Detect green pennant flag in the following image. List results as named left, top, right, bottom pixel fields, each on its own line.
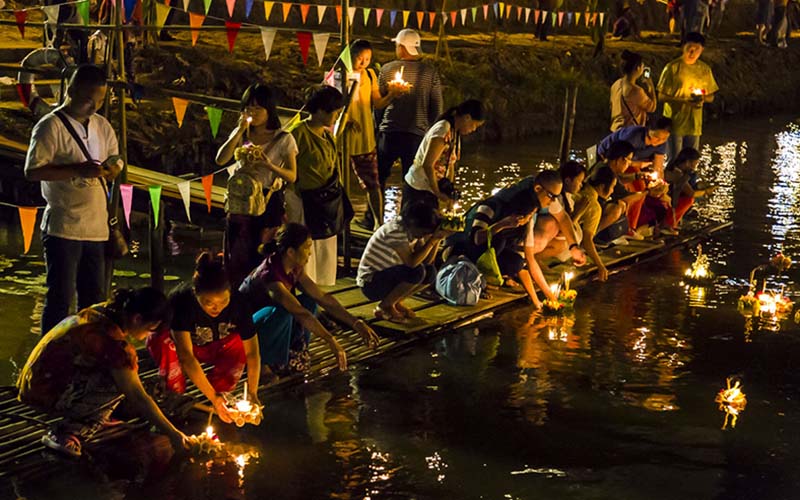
left=77, top=0, right=90, bottom=24
left=203, top=0, right=212, bottom=14
left=283, top=112, right=303, bottom=132
left=551, top=11, right=557, bottom=26
left=340, top=46, right=352, bottom=73
left=205, top=106, right=223, bottom=138
left=148, top=185, right=162, bottom=228
left=362, top=7, right=371, bottom=25
left=471, top=6, right=477, bottom=22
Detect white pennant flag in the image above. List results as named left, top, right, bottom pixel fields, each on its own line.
left=43, top=5, right=60, bottom=23
left=177, top=181, right=192, bottom=222
left=599, top=12, right=605, bottom=25
left=181, top=0, right=190, bottom=11
left=347, top=6, right=356, bottom=24
left=316, top=4, right=326, bottom=23
left=460, top=8, right=467, bottom=24
left=226, top=165, right=237, bottom=177
left=312, top=32, right=330, bottom=67
left=525, top=7, right=531, bottom=22
left=260, top=27, right=277, bottom=61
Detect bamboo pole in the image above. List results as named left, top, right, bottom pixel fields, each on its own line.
left=339, top=0, right=352, bottom=274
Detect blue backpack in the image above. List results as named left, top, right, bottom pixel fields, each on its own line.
left=436, top=257, right=486, bottom=306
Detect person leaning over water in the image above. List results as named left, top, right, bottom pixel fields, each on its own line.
left=609, top=49, right=657, bottom=132
left=402, top=99, right=485, bottom=212
left=25, top=64, right=124, bottom=334
left=147, top=253, right=262, bottom=425
left=590, top=140, right=643, bottom=235
left=445, top=170, right=564, bottom=309
left=17, top=287, right=191, bottom=458
left=663, top=147, right=717, bottom=230
left=239, top=223, right=380, bottom=381
left=215, top=83, right=299, bottom=288
left=357, top=202, right=449, bottom=322
left=573, top=166, right=618, bottom=281
left=534, top=161, right=589, bottom=266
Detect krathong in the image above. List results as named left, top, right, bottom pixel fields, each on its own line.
left=558, top=289, right=577, bottom=308
left=715, top=377, right=747, bottom=430
left=684, top=244, right=714, bottom=283
left=439, top=203, right=465, bottom=232
left=737, top=292, right=759, bottom=317
left=228, top=383, right=263, bottom=427
left=233, top=142, right=267, bottom=167
left=388, top=66, right=412, bottom=92
left=542, top=299, right=564, bottom=315
left=188, top=424, right=224, bottom=455
left=770, top=252, right=792, bottom=272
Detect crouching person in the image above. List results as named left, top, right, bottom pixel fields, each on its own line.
left=17, top=287, right=190, bottom=458
left=147, top=253, right=261, bottom=424
left=534, top=161, right=588, bottom=265
left=240, top=223, right=380, bottom=380
left=358, top=202, right=448, bottom=322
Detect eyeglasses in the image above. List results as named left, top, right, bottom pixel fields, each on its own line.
left=540, top=186, right=559, bottom=200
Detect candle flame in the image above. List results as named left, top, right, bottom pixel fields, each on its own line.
left=205, top=425, right=214, bottom=439
left=715, top=377, right=747, bottom=429
left=235, top=399, right=253, bottom=413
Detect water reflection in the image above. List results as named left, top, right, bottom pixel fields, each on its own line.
left=695, top=140, right=739, bottom=223
left=768, top=123, right=800, bottom=252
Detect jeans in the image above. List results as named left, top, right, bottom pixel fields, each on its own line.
left=360, top=264, right=435, bottom=302
left=376, top=131, right=423, bottom=189
left=668, top=134, right=701, bottom=162
left=253, top=294, right=317, bottom=371
left=42, top=235, right=106, bottom=335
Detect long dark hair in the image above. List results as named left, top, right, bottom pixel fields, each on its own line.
left=435, top=99, right=484, bottom=127
left=107, top=287, right=171, bottom=328
left=620, top=49, right=643, bottom=76
left=241, top=83, right=282, bottom=130
left=667, top=147, right=701, bottom=170
left=193, top=252, right=230, bottom=294
left=275, top=223, right=311, bottom=254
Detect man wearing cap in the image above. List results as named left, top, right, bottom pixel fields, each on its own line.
left=366, top=29, right=443, bottom=228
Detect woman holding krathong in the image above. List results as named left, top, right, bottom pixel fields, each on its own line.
left=663, top=147, right=716, bottom=230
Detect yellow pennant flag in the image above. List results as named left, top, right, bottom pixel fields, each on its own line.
left=155, top=2, right=171, bottom=29
left=282, top=2, right=291, bottom=21
left=402, top=10, right=410, bottom=27
left=264, top=1, right=274, bottom=19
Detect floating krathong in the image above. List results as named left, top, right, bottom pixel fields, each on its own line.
left=770, top=252, right=792, bottom=272
left=715, top=377, right=747, bottom=430
left=684, top=244, right=715, bottom=283
left=228, top=383, right=263, bottom=427
left=188, top=424, right=224, bottom=455
left=541, top=299, right=565, bottom=315
left=558, top=289, right=577, bottom=308
left=439, top=203, right=465, bottom=232
left=737, top=292, right=759, bottom=317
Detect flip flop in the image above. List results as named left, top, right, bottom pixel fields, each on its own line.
left=42, top=431, right=82, bottom=458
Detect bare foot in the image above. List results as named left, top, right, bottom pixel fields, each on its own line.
left=374, top=305, right=407, bottom=323
left=395, top=302, right=417, bottom=319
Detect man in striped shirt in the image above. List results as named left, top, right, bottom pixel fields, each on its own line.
left=357, top=202, right=447, bottom=322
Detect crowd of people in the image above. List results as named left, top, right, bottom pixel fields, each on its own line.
left=17, top=28, right=720, bottom=459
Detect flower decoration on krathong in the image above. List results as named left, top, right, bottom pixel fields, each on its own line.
left=684, top=244, right=715, bottom=283
left=558, top=289, right=578, bottom=307
left=737, top=292, right=760, bottom=317
left=542, top=299, right=565, bottom=316
left=770, top=252, right=793, bottom=272
left=227, top=384, right=263, bottom=427
left=715, top=377, right=747, bottom=430
left=439, top=203, right=466, bottom=232
left=188, top=424, right=225, bottom=455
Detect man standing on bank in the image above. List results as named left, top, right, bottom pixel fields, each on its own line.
left=25, top=64, right=123, bottom=334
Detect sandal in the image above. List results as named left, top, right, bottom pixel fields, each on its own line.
left=395, top=303, right=417, bottom=319
left=42, top=431, right=82, bottom=458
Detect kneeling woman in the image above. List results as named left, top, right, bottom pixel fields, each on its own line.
left=148, top=253, right=261, bottom=424
left=357, top=202, right=447, bottom=321
left=240, top=223, right=379, bottom=378
left=17, top=287, right=189, bottom=458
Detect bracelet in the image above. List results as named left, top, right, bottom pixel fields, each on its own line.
left=569, top=243, right=580, bottom=251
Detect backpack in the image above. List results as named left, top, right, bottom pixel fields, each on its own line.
left=436, top=257, right=486, bottom=306
left=226, top=167, right=266, bottom=216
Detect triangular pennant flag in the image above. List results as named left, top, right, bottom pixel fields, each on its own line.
left=43, top=5, right=60, bottom=23
left=226, top=165, right=237, bottom=177
left=543, top=10, right=549, bottom=25
left=77, top=0, right=90, bottom=24
left=149, top=185, right=162, bottom=228
left=300, top=3, right=310, bottom=23
left=323, top=67, right=336, bottom=86
left=516, top=6, right=522, bottom=20
left=525, top=7, right=531, bottom=23
left=172, top=97, right=188, bottom=127
left=177, top=181, right=192, bottom=222
left=282, top=2, right=291, bottom=22
left=340, top=45, right=352, bottom=72
left=181, top=0, right=190, bottom=11
left=376, top=8, right=384, bottom=25
left=460, top=8, right=467, bottom=24
left=347, top=6, right=356, bottom=24
left=189, top=12, right=205, bottom=45
left=260, top=27, right=277, bottom=60
left=363, top=7, right=371, bottom=26
left=558, top=11, right=564, bottom=26
left=471, top=6, right=477, bottom=22
left=316, top=4, right=326, bottom=23
left=492, top=3, right=499, bottom=18
left=575, top=12, right=581, bottom=25
left=441, top=11, right=447, bottom=25
left=16, top=83, right=31, bottom=108
left=450, top=11, right=457, bottom=26
left=225, top=0, right=235, bottom=17
left=245, top=0, right=254, bottom=17
left=202, top=0, right=211, bottom=14
left=18, top=207, right=37, bottom=254
left=312, top=33, right=329, bottom=66
left=205, top=105, right=223, bottom=138
left=283, top=112, right=302, bottom=132
left=225, top=21, right=241, bottom=53
left=390, top=10, right=397, bottom=26
left=155, top=3, right=171, bottom=29
left=402, top=10, right=410, bottom=27
left=120, top=184, right=133, bottom=228
left=416, top=11, right=424, bottom=28
left=428, top=11, right=436, bottom=28
left=296, top=31, right=312, bottom=65
left=566, top=12, right=573, bottom=25
left=264, top=1, right=274, bottom=19
left=201, top=175, right=214, bottom=212
left=482, top=4, right=488, bottom=20
left=552, top=11, right=557, bottom=26
left=334, top=5, right=341, bottom=23
left=534, top=9, right=540, bottom=24
left=591, top=12, right=598, bottom=25
left=14, top=11, right=26, bottom=38
left=585, top=11, right=590, bottom=26
left=599, top=12, right=605, bottom=26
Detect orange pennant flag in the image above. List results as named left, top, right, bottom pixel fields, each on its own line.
left=450, top=10, right=457, bottom=26
left=416, top=10, right=424, bottom=28
left=282, top=2, right=291, bottom=21
left=334, top=5, right=341, bottom=23
left=299, top=3, right=310, bottom=23
left=428, top=11, right=436, bottom=29
left=172, top=97, right=188, bottom=127
left=189, top=12, right=205, bottom=46
left=201, top=174, right=214, bottom=213
left=18, top=207, right=37, bottom=254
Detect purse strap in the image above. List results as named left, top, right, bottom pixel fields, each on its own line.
left=620, top=93, right=641, bottom=127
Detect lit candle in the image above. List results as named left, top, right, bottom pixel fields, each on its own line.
left=245, top=116, right=252, bottom=136
left=205, top=425, right=215, bottom=439
left=563, top=271, right=574, bottom=291
left=236, top=399, right=253, bottom=413
left=691, top=88, right=704, bottom=97
left=550, top=283, right=560, bottom=296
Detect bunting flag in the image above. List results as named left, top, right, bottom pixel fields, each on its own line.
left=534, top=9, right=540, bottom=24
left=575, top=12, right=581, bottom=25
left=591, top=12, right=598, bottom=25
left=172, top=97, right=188, bottom=127
left=482, top=4, right=488, bottom=20
left=120, top=184, right=133, bottom=228
left=389, top=10, right=397, bottom=26
left=296, top=31, right=312, bottom=65
left=43, top=5, right=60, bottom=23
left=416, top=11, right=424, bottom=28
left=585, top=11, right=590, bottom=26
left=566, top=12, right=573, bottom=25
left=339, top=45, right=352, bottom=72
left=155, top=2, right=171, bottom=29
left=201, top=174, right=213, bottom=212
left=18, top=207, right=37, bottom=254
left=471, top=6, right=477, bottom=22
left=202, top=0, right=211, bottom=14
left=376, top=8, right=384, bottom=26
left=492, top=3, right=498, bottom=18
left=516, top=6, right=522, bottom=20
left=148, top=185, right=162, bottom=227
left=177, top=181, right=192, bottom=222
left=450, top=10, right=456, bottom=26
left=282, top=2, right=291, bottom=21
left=225, top=21, right=241, bottom=52
left=347, top=6, right=355, bottom=24
left=334, top=5, right=341, bottom=23
left=599, top=12, right=605, bottom=25
left=264, top=1, right=274, bottom=20
left=525, top=7, right=531, bottom=23
left=300, top=3, right=309, bottom=23
left=316, top=4, right=326, bottom=23
left=189, top=12, right=205, bottom=45
left=312, top=32, right=329, bottom=66
left=402, top=10, right=409, bottom=27
left=260, top=27, right=276, bottom=60
left=14, top=11, right=26, bottom=38
left=181, top=0, right=190, bottom=11
left=244, top=0, right=253, bottom=17
left=205, top=105, right=223, bottom=138
left=558, top=11, right=564, bottom=26
left=551, top=11, right=556, bottom=26
left=123, top=0, right=137, bottom=20
left=16, top=83, right=31, bottom=108
left=77, top=0, right=90, bottom=24
left=460, top=8, right=467, bottom=24
left=428, top=11, right=436, bottom=28
left=363, top=7, right=371, bottom=25
left=225, top=0, right=235, bottom=17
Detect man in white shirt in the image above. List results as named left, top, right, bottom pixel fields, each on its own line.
left=25, top=64, right=123, bottom=334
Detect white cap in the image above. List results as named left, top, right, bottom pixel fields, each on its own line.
left=392, top=29, right=422, bottom=56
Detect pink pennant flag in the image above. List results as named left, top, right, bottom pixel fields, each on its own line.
left=516, top=6, right=522, bottom=20
left=534, top=9, right=540, bottom=24
left=18, top=207, right=37, bottom=254
left=558, top=11, right=564, bottom=26
left=120, top=184, right=133, bottom=229
left=482, top=4, right=488, bottom=20
left=376, top=8, right=384, bottom=25
left=225, top=0, right=235, bottom=17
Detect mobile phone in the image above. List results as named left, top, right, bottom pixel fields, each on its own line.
left=643, top=67, right=651, bottom=79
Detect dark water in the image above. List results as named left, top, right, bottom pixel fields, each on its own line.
left=4, top=116, right=800, bottom=499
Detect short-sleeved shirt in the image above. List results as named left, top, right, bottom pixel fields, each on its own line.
left=25, top=108, right=119, bottom=241
left=346, top=68, right=379, bottom=155
left=17, top=305, right=137, bottom=409
left=169, top=285, right=256, bottom=346
left=356, top=218, right=419, bottom=286
left=378, top=59, right=444, bottom=137
left=405, top=120, right=460, bottom=193
left=657, top=58, right=719, bottom=136
left=610, top=79, right=657, bottom=131
left=572, top=185, right=603, bottom=235
left=238, top=131, right=298, bottom=188
left=239, top=252, right=304, bottom=312
left=291, top=120, right=338, bottom=192
left=597, top=125, right=666, bottom=162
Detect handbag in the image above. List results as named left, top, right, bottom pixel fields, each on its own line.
left=300, top=169, right=354, bottom=240
left=476, top=231, right=504, bottom=287
left=436, top=256, right=486, bottom=306
left=55, top=110, right=129, bottom=258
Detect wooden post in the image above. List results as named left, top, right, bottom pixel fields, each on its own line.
left=558, top=84, right=578, bottom=165
left=340, top=0, right=353, bottom=274
left=435, top=0, right=452, bottom=66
